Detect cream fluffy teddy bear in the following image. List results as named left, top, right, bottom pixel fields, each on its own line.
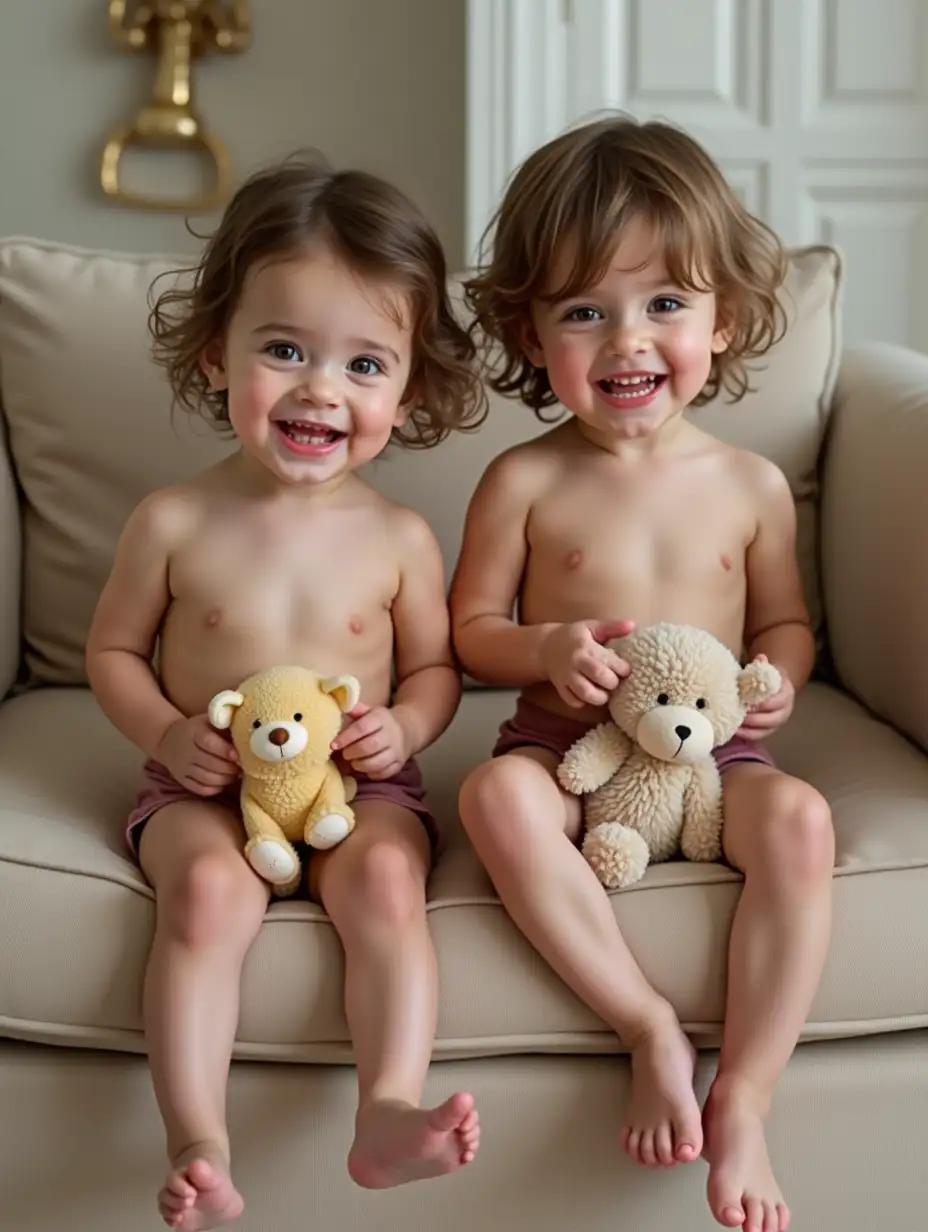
left=557, top=623, right=781, bottom=890
left=208, top=665, right=360, bottom=897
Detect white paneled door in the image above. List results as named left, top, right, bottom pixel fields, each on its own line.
left=467, top=0, right=928, bottom=350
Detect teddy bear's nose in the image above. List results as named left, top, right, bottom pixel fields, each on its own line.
left=268, top=727, right=289, bottom=746
left=675, top=725, right=691, bottom=741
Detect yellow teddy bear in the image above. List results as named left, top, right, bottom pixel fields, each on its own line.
left=208, top=665, right=360, bottom=897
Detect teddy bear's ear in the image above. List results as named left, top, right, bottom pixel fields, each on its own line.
left=321, top=675, right=361, bottom=713
left=737, top=660, right=782, bottom=708
left=208, top=690, right=245, bottom=730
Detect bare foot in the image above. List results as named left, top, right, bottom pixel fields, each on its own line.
left=158, top=1147, right=244, bottom=1231
left=347, top=1092, right=480, bottom=1188
left=621, top=1016, right=703, bottom=1167
left=703, top=1082, right=790, bottom=1231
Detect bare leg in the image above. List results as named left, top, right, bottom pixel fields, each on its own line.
left=704, top=765, right=834, bottom=1232
left=460, top=750, right=702, bottom=1167
left=308, top=800, right=479, bottom=1188
left=140, top=801, right=270, bottom=1230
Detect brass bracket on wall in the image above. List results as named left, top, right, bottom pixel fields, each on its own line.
left=101, top=1, right=251, bottom=212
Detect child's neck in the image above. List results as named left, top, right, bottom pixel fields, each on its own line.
left=573, top=408, right=694, bottom=462
left=229, top=449, right=358, bottom=503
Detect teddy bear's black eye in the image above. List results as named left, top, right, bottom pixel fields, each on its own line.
left=657, top=693, right=669, bottom=705
left=293, top=713, right=303, bottom=722
left=695, top=698, right=707, bottom=709
left=252, top=719, right=261, bottom=730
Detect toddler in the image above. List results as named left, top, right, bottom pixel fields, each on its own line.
left=87, top=156, right=485, bottom=1229
left=453, top=116, right=834, bottom=1232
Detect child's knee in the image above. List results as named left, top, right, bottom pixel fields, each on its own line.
left=160, top=853, right=264, bottom=946
left=755, top=778, right=834, bottom=884
left=460, top=757, right=531, bottom=841
left=327, top=840, right=424, bottom=933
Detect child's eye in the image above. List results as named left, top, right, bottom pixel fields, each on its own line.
left=649, top=296, right=684, bottom=315
left=565, top=306, right=603, bottom=323
left=266, top=342, right=302, bottom=363
left=348, top=356, right=384, bottom=376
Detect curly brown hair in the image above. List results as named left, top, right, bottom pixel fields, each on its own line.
left=150, top=154, right=486, bottom=448
left=464, top=115, right=787, bottom=414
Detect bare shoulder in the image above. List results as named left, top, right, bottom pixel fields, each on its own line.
left=728, top=447, right=793, bottom=507
left=357, top=482, right=442, bottom=563
left=123, top=480, right=202, bottom=550
left=475, top=421, right=568, bottom=503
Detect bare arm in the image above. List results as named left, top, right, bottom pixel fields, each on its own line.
left=743, top=460, right=815, bottom=689
left=450, top=451, right=557, bottom=685
left=85, top=493, right=187, bottom=757
left=389, top=511, right=461, bottom=756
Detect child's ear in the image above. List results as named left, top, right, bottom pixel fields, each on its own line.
left=711, top=301, right=735, bottom=354
left=520, top=315, right=546, bottom=369
left=395, top=378, right=418, bottom=426
left=200, top=339, right=228, bottom=390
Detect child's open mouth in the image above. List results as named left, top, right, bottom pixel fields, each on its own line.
left=275, top=420, right=347, bottom=455
left=597, top=374, right=666, bottom=401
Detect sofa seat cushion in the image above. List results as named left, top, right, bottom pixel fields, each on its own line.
left=0, top=684, right=926, bottom=1059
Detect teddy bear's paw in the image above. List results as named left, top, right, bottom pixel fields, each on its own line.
left=681, top=828, right=723, bottom=863
left=582, top=823, right=651, bottom=890
left=556, top=757, right=584, bottom=794
left=272, top=872, right=303, bottom=898
left=307, top=811, right=355, bottom=850
left=246, top=839, right=300, bottom=886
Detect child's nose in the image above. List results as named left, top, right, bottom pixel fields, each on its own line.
left=299, top=368, right=339, bottom=407
left=609, top=318, right=649, bottom=356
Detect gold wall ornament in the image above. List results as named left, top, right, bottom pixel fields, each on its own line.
left=101, top=1, right=251, bottom=213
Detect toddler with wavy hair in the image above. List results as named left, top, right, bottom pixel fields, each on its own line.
left=88, top=154, right=485, bottom=1229
left=454, top=116, right=832, bottom=1232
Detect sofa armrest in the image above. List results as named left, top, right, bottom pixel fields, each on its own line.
left=0, top=410, right=21, bottom=698
left=821, top=342, right=928, bottom=751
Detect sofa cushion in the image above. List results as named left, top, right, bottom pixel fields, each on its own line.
left=0, top=683, right=925, bottom=1058
left=0, top=238, right=841, bottom=688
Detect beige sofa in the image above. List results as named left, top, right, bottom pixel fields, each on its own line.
left=1, top=237, right=927, bottom=1231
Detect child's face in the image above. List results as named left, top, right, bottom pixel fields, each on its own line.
left=202, top=245, right=413, bottom=488
left=524, top=217, right=730, bottom=444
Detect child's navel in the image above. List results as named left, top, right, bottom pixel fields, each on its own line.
left=565, top=548, right=584, bottom=571
left=204, top=608, right=222, bottom=628
left=349, top=614, right=365, bottom=635
left=720, top=553, right=732, bottom=572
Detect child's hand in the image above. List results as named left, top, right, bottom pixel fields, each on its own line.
left=332, top=703, right=410, bottom=780
left=156, top=714, right=239, bottom=796
left=540, top=619, right=636, bottom=709
left=737, top=656, right=795, bottom=740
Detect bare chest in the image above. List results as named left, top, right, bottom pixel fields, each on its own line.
left=528, top=474, right=752, bottom=599
left=165, top=516, right=398, bottom=653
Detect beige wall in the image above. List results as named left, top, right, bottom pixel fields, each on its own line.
left=0, top=0, right=465, bottom=266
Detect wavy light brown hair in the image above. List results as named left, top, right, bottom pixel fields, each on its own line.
left=464, top=115, right=787, bottom=414
left=151, top=155, right=486, bottom=448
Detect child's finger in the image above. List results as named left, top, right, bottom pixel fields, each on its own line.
left=332, top=711, right=383, bottom=750
left=340, top=732, right=388, bottom=762
left=579, top=654, right=619, bottom=692
left=589, top=618, right=636, bottom=644
left=191, top=745, right=241, bottom=775
left=196, top=728, right=238, bottom=761
left=600, top=648, right=631, bottom=678
left=350, top=752, right=400, bottom=778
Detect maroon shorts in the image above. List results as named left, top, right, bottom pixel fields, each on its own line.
left=126, top=757, right=439, bottom=858
left=493, top=697, right=775, bottom=773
